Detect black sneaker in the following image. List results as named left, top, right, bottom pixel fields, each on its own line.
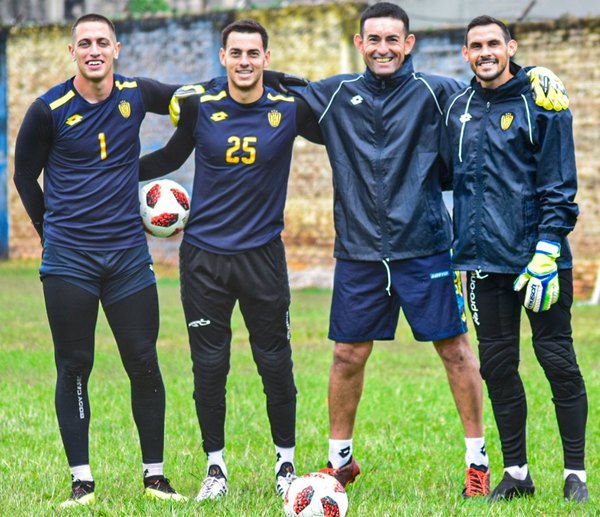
left=144, top=475, right=187, bottom=501
left=59, top=480, right=96, bottom=508
left=276, top=462, right=297, bottom=498
left=564, top=474, right=588, bottom=502
left=489, top=471, right=535, bottom=501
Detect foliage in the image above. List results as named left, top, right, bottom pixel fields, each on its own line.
left=128, top=0, right=171, bottom=15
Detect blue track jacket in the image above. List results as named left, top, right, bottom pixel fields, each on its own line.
left=443, top=66, right=578, bottom=273
left=296, top=55, right=463, bottom=261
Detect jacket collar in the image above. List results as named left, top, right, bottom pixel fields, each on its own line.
left=470, top=62, right=530, bottom=100
left=363, top=54, right=415, bottom=89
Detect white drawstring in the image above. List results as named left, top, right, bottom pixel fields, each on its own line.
left=382, top=259, right=392, bottom=296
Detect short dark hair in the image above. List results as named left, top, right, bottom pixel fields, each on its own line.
left=359, top=2, right=410, bottom=35
left=464, top=15, right=512, bottom=46
left=71, top=13, right=117, bottom=41
left=222, top=19, right=269, bottom=50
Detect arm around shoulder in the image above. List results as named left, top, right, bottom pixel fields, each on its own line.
left=139, top=96, right=197, bottom=181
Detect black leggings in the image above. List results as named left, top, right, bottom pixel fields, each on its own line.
left=468, top=270, right=587, bottom=470
left=43, top=277, right=165, bottom=466
left=180, top=239, right=296, bottom=453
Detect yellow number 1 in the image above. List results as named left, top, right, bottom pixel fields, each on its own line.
left=98, top=132, right=107, bottom=160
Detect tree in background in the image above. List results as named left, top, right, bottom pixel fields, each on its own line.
left=129, top=0, right=171, bottom=14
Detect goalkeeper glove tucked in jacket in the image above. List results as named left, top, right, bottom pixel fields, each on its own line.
left=513, top=240, right=561, bottom=312
left=527, top=67, right=569, bottom=111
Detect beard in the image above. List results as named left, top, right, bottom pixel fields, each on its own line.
left=472, top=59, right=506, bottom=84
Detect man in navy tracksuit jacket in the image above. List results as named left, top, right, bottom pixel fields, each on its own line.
left=444, top=15, right=587, bottom=502
left=294, top=2, right=490, bottom=495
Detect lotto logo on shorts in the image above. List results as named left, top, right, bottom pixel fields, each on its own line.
left=430, top=270, right=450, bottom=279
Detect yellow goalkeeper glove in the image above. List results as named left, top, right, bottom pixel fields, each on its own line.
left=513, top=240, right=561, bottom=312
left=169, top=84, right=206, bottom=126
left=527, top=67, right=569, bottom=111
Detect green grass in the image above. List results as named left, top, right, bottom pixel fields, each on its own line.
left=0, top=259, right=598, bottom=515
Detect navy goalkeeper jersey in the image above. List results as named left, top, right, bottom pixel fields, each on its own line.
left=187, top=86, right=299, bottom=253
left=140, top=83, right=321, bottom=254
left=19, top=75, right=175, bottom=250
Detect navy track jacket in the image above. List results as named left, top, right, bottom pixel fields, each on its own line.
left=296, top=55, right=463, bottom=261
left=443, top=65, right=578, bottom=273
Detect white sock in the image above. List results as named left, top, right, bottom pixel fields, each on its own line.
left=564, top=469, right=586, bottom=482
left=505, top=464, right=528, bottom=481
left=275, top=446, right=295, bottom=474
left=328, top=439, right=352, bottom=469
left=207, top=449, right=227, bottom=478
left=70, top=464, right=93, bottom=482
left=465, top=437, right=489, bottom=468
left=143, top=462, right=164, bottom=479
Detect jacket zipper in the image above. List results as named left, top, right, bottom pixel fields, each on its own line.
left=374, top=81, right=390, bottom=258
left=474, top=101, right=491, bottom=270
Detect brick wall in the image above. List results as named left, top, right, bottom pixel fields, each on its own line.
left=511, top=18, right=600, bottom=299
left=6, top=7, right=600, bottom=296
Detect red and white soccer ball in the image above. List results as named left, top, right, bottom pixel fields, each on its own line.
left=139, top=179, right=190, bottom=238
left=283, top=472, right=348, bottom=517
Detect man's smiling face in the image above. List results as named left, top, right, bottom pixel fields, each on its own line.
left=353, top=16, right=415, bottom=79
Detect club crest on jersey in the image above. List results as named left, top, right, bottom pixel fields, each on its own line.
left=118, top=100, right=131, bottom=118
left=211, top=111, right=229, bottom=122
left=65, top=114, right=83, bottom=126
left=268, top=110, right=282, bottom=128
left=501, top=112, right=514, bottom=130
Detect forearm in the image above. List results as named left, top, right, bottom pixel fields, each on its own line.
left=14, top=99, right=51, bottom=240
left=13, top=173, right=45, bottom=239
left=140, top=98, right=196, bottom=180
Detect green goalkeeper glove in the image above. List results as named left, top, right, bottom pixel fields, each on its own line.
left=513, top=240, right=561, bottom=312
left=527, top=67, right=569, bottom=111
left=169, top=84, right=207, bottom=126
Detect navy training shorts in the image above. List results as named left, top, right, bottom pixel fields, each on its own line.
left=39, top=243, right=156, bottom=306
left=329, top=251, right=468, bottom=343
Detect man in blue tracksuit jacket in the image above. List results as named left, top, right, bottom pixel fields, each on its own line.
left=295, top=2, right=490, bottom=495
left=444, top=15, right=587, bottom=502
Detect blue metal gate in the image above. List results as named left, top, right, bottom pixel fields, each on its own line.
left=0, top=31, right=8, bottom=259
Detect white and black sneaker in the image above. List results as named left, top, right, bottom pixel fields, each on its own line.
left=276, top=462, right=297, bottom=498
left=196, top=464, right=228, bottom=501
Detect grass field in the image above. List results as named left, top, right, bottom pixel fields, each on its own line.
left=0, top=259, right=598, bottom=516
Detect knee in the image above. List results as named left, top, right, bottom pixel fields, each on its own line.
left=57, top=352, right=94, bottom=380
left=332, top=342, right=371, bottom=374
left=535, top=345, right=585, bottom=398
left=434, top=334, right=477, bottom=370
left=191, top=345, right=229, bottom=375
left=255, top=347, right=295, bottom=394
left=478, top=345, right=523, bottom=401
left=126, top=356, right=164, bottom=391
left=479, top=358, right=515, bottom=386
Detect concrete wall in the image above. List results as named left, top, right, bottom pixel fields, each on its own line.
left=5, top=4, right=600, bottom=296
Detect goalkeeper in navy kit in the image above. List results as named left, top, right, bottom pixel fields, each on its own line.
left=13, top=13, right=185, bottom=507
left=444, top=16, right=587, bottom=502
left=140, top=18, right=322, bottom=502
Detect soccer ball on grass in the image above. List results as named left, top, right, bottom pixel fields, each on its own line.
left=283, top=472, right=348, bottom=517
left=139, top=179, right=190, bottom=238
